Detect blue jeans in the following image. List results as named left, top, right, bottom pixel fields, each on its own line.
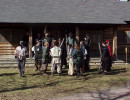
left=18, top=60, right=26, bottom=76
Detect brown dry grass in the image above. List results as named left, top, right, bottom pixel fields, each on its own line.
left=0, top=65, right=130, bottom=100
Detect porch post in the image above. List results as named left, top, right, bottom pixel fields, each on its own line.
left=29, top=27, right=32, bottom=58
left=76, top=26, right=79, bottom=42
left=113, top=27, right=117, bottom=59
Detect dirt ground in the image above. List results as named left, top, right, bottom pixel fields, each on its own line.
left=50, top=85, right=130, bottom=100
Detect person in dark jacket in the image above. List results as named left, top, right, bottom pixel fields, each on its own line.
left=84, top=34, right=91, bottom=71
left=41, top=42, right=50, bottom=74
left=105, top=40, right=113, bottom=71
left=72, top=45, right=84, bottom=76
left=80, top=41, right=87, bottom=72
left=101, top=42, right=111, bottom=73
left=32, top=40, right=42, bottom=72
left=58, top=38, right=67, bottom=69
left=22, top=32, right=29, bottom=51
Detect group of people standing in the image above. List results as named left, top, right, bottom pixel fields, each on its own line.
left=14, top=32, right=113, bottom=77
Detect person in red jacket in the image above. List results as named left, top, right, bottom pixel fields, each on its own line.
left=105, top=40, right=113, bottom=71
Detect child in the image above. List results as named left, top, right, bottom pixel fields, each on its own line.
left=72, top=45, right=84, bottom=76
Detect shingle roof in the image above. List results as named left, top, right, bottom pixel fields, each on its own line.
left=0, top=0, right=130, bottom=24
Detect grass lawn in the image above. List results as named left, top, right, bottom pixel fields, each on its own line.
left=0, top=65, right=130, bottom=100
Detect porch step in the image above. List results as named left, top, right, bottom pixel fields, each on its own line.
left=0, top=58, right=126, bottom=68
left=0, top=58, right=34, bottom=68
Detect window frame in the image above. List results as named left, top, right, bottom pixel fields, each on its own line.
left=118, top=0, right=129, bottom=2
left=126, top=31, right=130, bottom=44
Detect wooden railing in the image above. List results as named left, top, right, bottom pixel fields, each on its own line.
left=117, top=45, right=130, bottom=63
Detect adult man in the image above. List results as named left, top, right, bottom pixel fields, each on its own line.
left=105, top=40, right=113, bottom=59
left=105, top=40, right=113, bottom=71
left=101, top=42, right=111, bottom=73
left=84, top=34, right=91, bottom=70
left=67, top=32, right=77, bottom=48
left=80, top=41, right=87, bottom=72
left=58, top=38, right=67, bottom=68
left=50, top=41, right=62, bottom=76
left=32, top=40, right=42, bottom=72
left=15, top=41, right=27, bottom=77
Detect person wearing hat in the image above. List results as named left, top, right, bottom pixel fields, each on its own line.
left=105, top=40, right=113, bottom=59
left=84, top=34, right=91, bottom=71
left=67, top=32, right=77, bottom=48
left=50, top=41, right=62, bottom=76
left=14, top=41, right=27, bottom=77
left=32, top=40, right=42, bottom=72
left=105, top=40, right=113, bottom=71
left=101, top=42, right=111, bottom=73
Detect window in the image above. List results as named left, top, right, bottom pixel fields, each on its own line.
left=127, top=31, right=130, bottom=43
left=119, top=0, right=129, bottom=1
left=117, top=31, right=127, bottom=44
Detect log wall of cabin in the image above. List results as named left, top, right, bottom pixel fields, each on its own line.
left=103, top=27, right=114, bottom=47
left=117, top=25, right=130, bottom=61
left=0, top=24, right=129, bottom=60
left=79, top=29, right=103, bottom=57
left=0, top=28, right=26, bottom=58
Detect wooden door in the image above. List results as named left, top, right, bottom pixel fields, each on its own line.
left=79, top=30, right=103, bottom=57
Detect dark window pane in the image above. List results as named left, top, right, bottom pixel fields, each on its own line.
left=117, top=31, right=126, bottom=44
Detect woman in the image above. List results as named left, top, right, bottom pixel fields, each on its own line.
left=41, top=42, right=50, bottom=74
left=68, top=44, right=74, bottom=75
left=101, top=42, right=111, bottom=73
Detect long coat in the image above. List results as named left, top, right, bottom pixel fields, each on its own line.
left=101, top=46, right=111, bottom=71
left=42, top=47, right=49, bottom=62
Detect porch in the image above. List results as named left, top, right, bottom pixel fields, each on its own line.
left=0, top=23, right=129, bottom=63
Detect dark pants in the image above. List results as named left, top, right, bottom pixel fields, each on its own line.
left=41, top=60, right=48, bottom=73
left=74, top=64, right=81, bottom=75
left=35, top=60, right=41, bottom=71
left=84, top=55, right=90, bottom=72
left=18, top=59, right=26, bottom=76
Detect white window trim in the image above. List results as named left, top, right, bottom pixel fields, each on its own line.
left=118, top=0, right=129, bottom=2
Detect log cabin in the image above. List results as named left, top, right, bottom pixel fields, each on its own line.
left=0, top=0, right=130, bottom=62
